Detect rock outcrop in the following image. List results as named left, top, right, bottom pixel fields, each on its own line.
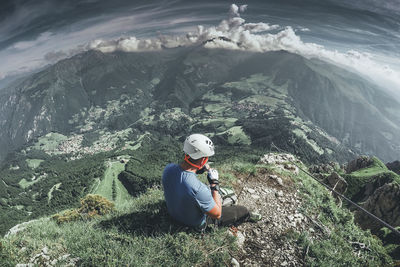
left=16, top=246, right=80, bottom=267
left=325, top=172, right=348, bottom=194
left=346, top=156, right=374, bottom=173
left=259, top=153, right=299, bottom=165
left=386, top=160, right=400, bottom=175
left=355, top=183, right=400, bottom=232
left=351, top=172, right=395, bottom=203
left=5, top=219, right=44, bottom=238
left=259, top=153, right=299, bottom=175
left=309, top=162, right=340, bottom=174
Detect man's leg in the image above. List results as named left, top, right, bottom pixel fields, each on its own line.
left=218, top=205, right=250, bottom=226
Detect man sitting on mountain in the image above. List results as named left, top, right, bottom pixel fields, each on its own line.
left=162, top=133, right=260, bottom=230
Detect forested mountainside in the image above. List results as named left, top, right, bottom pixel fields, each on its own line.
left=1, top=47, right=400, bottom=165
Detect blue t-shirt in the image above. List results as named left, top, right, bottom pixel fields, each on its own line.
left=162, top=163, right=215, bottom=227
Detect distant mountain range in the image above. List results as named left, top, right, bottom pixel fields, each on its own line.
left=1, top=45, right=400, bottom=163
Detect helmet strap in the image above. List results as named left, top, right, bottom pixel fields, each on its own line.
left=184, top=155, right=208, bottom=170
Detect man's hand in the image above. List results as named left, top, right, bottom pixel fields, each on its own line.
left=207, top=169, right=219, bottom=185
left=196, top=165, right=207, bottom=174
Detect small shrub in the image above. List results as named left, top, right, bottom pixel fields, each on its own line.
left=52, top=209, right=80, bottom=224
left=52, top=194, right=115, bottom=224
left=79, top=194, right=115, bottom=217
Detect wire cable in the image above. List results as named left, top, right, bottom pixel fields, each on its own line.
left=270, top=142, right=400, bottom=238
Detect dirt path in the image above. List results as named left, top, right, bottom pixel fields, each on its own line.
left=231, top=167, right=312, bottom=266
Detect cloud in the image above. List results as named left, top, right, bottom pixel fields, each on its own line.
left=0, top=3, right=399, bottom=96
left=229, top=4, right=247, bottom=17
left=239, top=5, right=248, bottom=13
left=11, top=32, right=53, bottom=50
left=0, top=1, right=55, bottom=45
left=299, top=27, right=310, bottom=32
left=89, top=4, right=280, bottom=53
left=329, top=0, right=400, bottom=16
left=44, top=50, right=68, bottom=63
left=0, top=2, right=220, bottom=79
left=88, top=4, right=400, bottom=95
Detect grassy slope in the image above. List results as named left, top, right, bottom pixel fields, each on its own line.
left=344, top=157, right=400, bottom=198
left=288, top=165, right=392, bottom=266
left=92, top=160, right=132, bottom=207
left=26, top=159, right=44, bottom=169
left=0, top=155, right=393, bottom=266
left=350, top=157, right=387, bottom=177
left=0, top=189, right=236, bottom=266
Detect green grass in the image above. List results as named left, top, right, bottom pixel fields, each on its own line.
left=285, top=161, right=393, bottom=266
left=204, top=103, right=229, bottom=114
left=223, top=73, right=273, bottom=94
left=121, top=132, right=151, bottom=151
left=92, top=160, right=133, bottom=207
left=344, top=157, right=400, bottom=198
left=217, top=126, right=251, bottom=145
left=349, top=157, right=388, bottom=178
left=292, top=128, right=324, bottom=155
left=201, top=118, right=237, bottom=131
left=0, top=150, right=394, bottom=266
left=32, top=132, right=68, bottom=152
left=238, top=95, right=280, bottom=107
left=26, top=159, right=44, bottom=169
left=0, top=188, right=236, bottom=266
left=18, top=178, right=37, bottom=189
left=200, top=91, right=229, bottom=102
left=18, top=160, right=45, bottom=189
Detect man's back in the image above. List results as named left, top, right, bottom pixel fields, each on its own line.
left=162, top=163, right=215, bottom=227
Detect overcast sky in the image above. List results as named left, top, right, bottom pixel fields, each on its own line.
left=1, top=0, right=399, bottom=94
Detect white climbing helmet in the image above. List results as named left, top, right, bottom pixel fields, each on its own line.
left=183, top=134, right=215, bottom=159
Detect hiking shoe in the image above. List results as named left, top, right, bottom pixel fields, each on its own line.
left=249, top=212, right=262, bottom=222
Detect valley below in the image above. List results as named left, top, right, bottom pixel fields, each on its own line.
left=1, top=46, right=400, bottom=265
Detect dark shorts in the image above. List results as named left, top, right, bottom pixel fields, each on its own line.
left=205, top=205, right=250, bottom=227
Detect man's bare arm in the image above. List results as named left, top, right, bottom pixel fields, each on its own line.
left=206, top=188, right=221, bottom=219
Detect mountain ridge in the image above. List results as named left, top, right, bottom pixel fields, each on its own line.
left=1, top=47, right=399, bottom=165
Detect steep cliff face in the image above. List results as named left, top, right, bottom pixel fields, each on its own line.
left=1, top=47, right=399, bottom=163
left=355, top=182, right=400, bottom=232
left=310, top=156, right=400, bottom=260
left=387, top=160, right=400, bottom=175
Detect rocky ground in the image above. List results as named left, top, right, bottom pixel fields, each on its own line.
left=228, top=154, right=318, bottom=266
